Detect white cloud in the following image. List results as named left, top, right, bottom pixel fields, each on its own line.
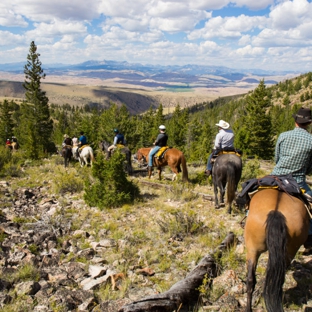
left=269, top=0, right=312, bottom=30
left=0, top=0, right=312, bottom=71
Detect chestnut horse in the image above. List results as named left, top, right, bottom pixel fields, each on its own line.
left=136, top=147, right=188, bottom=182
left=212, top=153, right=242, bottom=214
left=244, top=189, right=309, bottom=312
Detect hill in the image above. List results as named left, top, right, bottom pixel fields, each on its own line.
left=0, top=59, right=299, bottom=114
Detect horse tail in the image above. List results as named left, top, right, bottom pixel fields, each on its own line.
left=90, top=148, right=95, bottom=163
left=180, top=153, right=188, bottom=182
left=226, top=162, right=236, bottom=204
left=263, top=210, right=287, bottom=312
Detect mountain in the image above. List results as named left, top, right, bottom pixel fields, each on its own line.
left=0, top=60, right=299, bottom=89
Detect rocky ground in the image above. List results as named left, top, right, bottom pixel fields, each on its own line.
left=1, top=159, right=312, bottom=312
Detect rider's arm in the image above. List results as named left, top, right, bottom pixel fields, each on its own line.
left=214, top=132, right=222, bottom=149
left=113, top=136, right=118, bottom=145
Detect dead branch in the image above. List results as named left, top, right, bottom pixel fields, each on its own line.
left=119, top=232, right=236, bottom=312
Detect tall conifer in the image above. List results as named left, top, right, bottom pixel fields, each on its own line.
left=21, top=41, right=53, bottom=158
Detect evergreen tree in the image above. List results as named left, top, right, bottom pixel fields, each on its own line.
left=84, top=152, right=140, bottom=209
left=0, top=100, right=15, bottom=143
left=21, top=41, right=53, bottom=158
left=235, top=80, right=274, bottom=159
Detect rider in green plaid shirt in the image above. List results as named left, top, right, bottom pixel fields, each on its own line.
left=271, top=107, right=312, bottom=250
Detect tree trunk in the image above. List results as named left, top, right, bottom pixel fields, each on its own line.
left=119, top=232, right=236, bottom=312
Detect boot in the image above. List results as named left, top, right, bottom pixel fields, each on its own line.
left=148, top=166, right=153, bottom=175
left=205, top=169, right=211, bottom=177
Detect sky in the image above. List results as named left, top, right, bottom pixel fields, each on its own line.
left=1, top=0, right=312, bottom=72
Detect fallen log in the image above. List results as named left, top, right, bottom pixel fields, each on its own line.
left=119, top=232, right=236, bottom=312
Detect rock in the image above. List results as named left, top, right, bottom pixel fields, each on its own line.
left=15, top=281, right=41, bottom=296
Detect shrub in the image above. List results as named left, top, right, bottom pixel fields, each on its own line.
left=84, top=152, right=140, bottom=209
left=52, top=169, right=84, bottom=195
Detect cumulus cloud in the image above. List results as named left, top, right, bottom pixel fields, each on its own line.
left=0, top=0, right=312, bottom=71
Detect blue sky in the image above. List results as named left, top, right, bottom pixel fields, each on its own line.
left=0, top=0, right=312, bottom=72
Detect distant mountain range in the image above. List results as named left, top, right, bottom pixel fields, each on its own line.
left=0, top=60, right=299, bottom=89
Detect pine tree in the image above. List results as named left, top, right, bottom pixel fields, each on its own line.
left=21, top=41, right=53, bottom=158
left=241, top=80, right=274, bottom=159
left=0, top=100, right=15, bottom=143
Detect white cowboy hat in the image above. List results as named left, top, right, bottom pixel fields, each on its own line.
left=159, top=125, right=166, bottom=130
left=215, top=120, right=230, bottom=129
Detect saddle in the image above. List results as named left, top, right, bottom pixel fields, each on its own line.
left=236, top=174, right=312, bottom=217
left=79, top=144, right=89, bottom=151
left=211, top=147, right=243, bottom=162
left=155, top=146, right=170, bottom=158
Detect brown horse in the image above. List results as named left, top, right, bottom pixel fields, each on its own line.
left=136, top=147, right=188, bottom=182
left=244, top=189, right=309, bottom=312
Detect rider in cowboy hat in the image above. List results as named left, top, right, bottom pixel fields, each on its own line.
left=271, top=107, right=312, bottom=252
left=205, top=119, right=234, bottom=177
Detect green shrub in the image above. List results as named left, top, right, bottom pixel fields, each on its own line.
left=52, top=169, right=84, bottom=195
left=84, top=152, right=140, bottom=209
left=241, top=157, right=265, bottom=182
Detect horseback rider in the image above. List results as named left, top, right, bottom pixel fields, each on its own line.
left=62, top=134, right=73, bottom=147
left=271, top=107, right=312, bottom=252
left=205, top=120, right=234, bottom=177
left=76, top=131, right=87, bottom=158
left=6, top=138, right=11, bottom=149
left=148, top=125, right=168, bottom=175
left=107, top=129, right=125, bottom=157
left=11, top=136, right=19, bottom=149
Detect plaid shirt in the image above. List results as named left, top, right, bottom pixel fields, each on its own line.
left=271, top=127, right=312, bottom=183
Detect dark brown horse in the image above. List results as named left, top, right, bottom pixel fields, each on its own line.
left=99, top=140, right=133, bottom=174
left=61, top=145, right=72, bottom=168
left=244, top=189, right=309, bottom=312
left=137, top=147, right=188, bottom=182
left=212, top=153, right=242, bottom=213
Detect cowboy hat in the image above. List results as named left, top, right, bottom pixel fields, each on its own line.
left=292, top=107, right=312, bottom=124
left=215, top=120, right=230, bottom=129
left=64, top=134, right=69, bottom=138
left=159, top=125, right=166, bottom=130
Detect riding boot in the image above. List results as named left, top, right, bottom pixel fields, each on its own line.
left=205, top=169, right=211, bottom=177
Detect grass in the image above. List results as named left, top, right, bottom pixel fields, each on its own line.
left=1, top=156, right=308, bottom=311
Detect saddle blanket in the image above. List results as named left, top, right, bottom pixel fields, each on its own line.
left=79, top=144, right=89, bottom=151
left=116, top=144, right=125, bottom=148
left=236, top=174, right=312, bottom=217
left=155, top=146, right=169, bottom=158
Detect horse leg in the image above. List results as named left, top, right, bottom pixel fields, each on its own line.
left=213, top=179, right=219, bottom=209
left=246, top=255, right=258, bottom=312
left=158, top=168, right=162, bottom=180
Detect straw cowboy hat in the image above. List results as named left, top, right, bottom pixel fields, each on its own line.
left=64, top=134, right=69, bottom=138
left=292, top=107, right=312, bottom=124
left=215, top=120, right=230, bottom=129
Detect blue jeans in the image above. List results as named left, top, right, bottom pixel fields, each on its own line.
left=206, top=153, right=213, bottom=171
left=298, top=181, right=312, bottom=235
left=148, top=146, right=160, bottom=167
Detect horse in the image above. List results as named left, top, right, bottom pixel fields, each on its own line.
left=61, top=145, right=72, bottom=168
left=212, top=153, right=242, bottom=214
left=72, top=145, right=95, bottom=167
left=244, top=189, right=309, bottom=312
left=99, top=140, right=133, bottom=175
left=11, top=142, right=19, bottom=151
left=136, top=147, right=188, bottom=182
